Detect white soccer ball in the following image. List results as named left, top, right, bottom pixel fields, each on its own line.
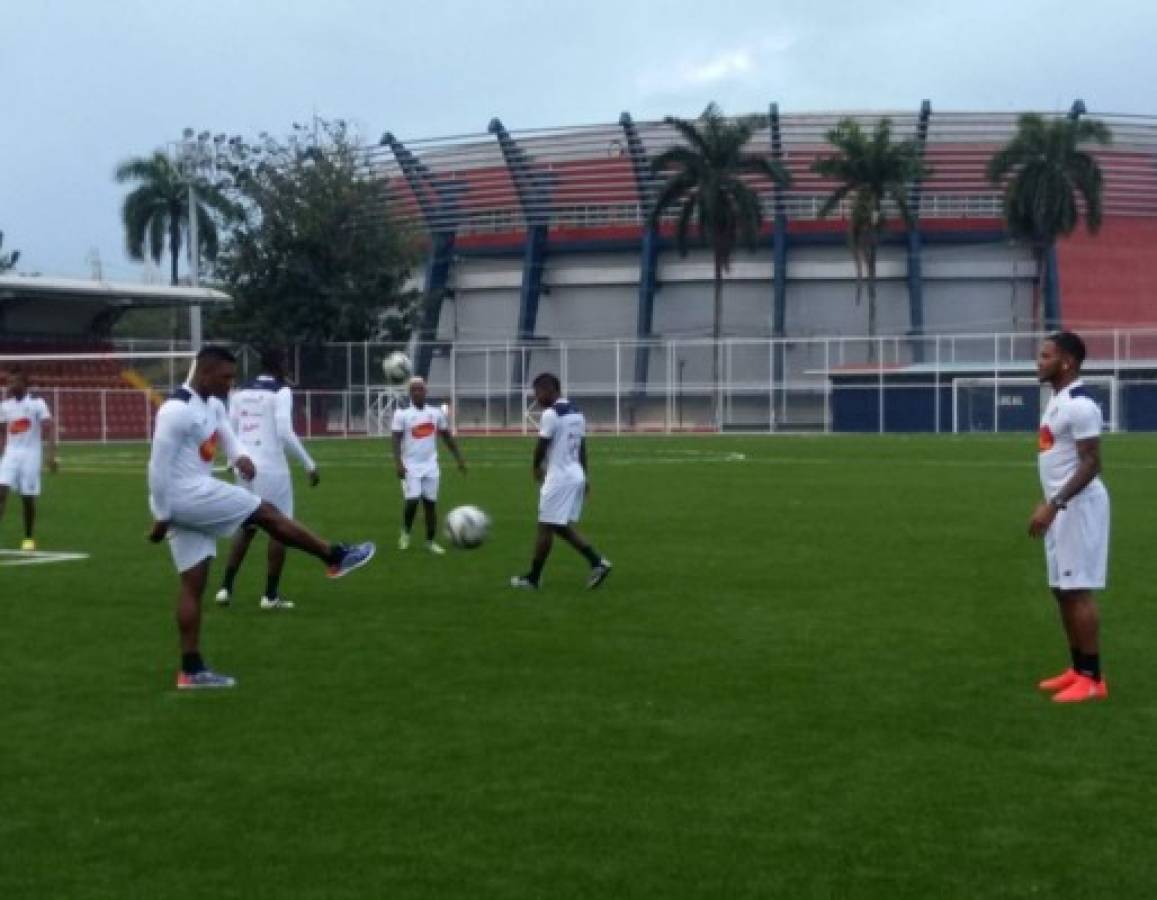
left=381, top=351, right=412, bottom=383
left=445, top=505, right=490, bottom=550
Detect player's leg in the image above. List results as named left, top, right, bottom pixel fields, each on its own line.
left=400, top=499, right=419, bottom=549
left=1048, top=494, right=1109, bottom=702
left=263, top=538, right=288, bottom=605
left=0, top=484, right=8, bottom=527
left=170, top=533, right=234, bottom=689
left=422, top=475, right=444, bottom=553
left=519, top=522, right=555, bottom=589
left=217, top=525, right=257, bottom=604
left=20, top=495, right=35, bottom=541
left=554, top=523, right=612, bottom=588
left=246, top=501, right=374, bottom=577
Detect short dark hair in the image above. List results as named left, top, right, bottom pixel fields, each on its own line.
left=259, top=346, right=287, bottom=374
left=196, top=345, right=236, bottom=366
left=532, top=372, right=561, bottom=392
left=1048, top=331, right=1086, bottom=368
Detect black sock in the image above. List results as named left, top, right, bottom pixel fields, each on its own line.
left=1074, top=651, right=1102, bottom=681
left=580, top=546, right=602, bottom=567
left=222, top=566, right=238, bottom=592
left=529, top=559, right=546, bottom=585
left=1070, top=647, right=1081, bottom=671
left=265, top=574, right=280, bottom=599
left=326, top=543, right=345, bottom=565
left=181, top=652, right=205, bottom=674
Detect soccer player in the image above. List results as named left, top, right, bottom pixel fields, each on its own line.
left=215, top=348, right=319, bottom=610
left=1029, top=331, right=1110, bottom=703
left=148, top=346, right=375, bottom=690
left=0, top=366, right=58, bottom=550
left=391, top=376, right=466, bottom=554
left=510, top=372, right=611, bottom=590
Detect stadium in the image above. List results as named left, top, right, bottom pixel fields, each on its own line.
left=5, top=102, right=1157, bottom=899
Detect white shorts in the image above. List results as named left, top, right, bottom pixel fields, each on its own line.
left=165, top=478, right=262, bottom=573
left=401, top=471, right=440, bottom=501
left=538, top=479, right=585, bottom=526
left=1045, top=483, right=1110, bottom=591
left=238, top=468, right=293, bottom=517
left=0, top=452, right=41, bottom=496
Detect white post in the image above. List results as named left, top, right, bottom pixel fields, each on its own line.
left=614, top=340, right=621, bottom=434
left=934, top=337, right=941, bottom=434
left=450, top=344, right=458, bottom=431
left=992, top=334, right=1000, bottom=433
left=187, top=179, right=202, bottom=350
left=485, top=347, right=491, bottom=435
left=100, top=390, right=107, bottom=443
left=823, top=340, right=831, bottom=433
left=878, top=337, right=885, bottom=434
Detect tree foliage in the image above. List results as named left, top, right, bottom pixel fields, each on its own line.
left=0, top=230, right=19, bottom=273
left=208, top=120, right=419, bottom=344
left=115, top=151, right=234, bottom=285
left=811, top=118, right=929, bottom=339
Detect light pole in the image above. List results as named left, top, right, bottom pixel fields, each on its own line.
left=175, top=129, right=215, bottom=350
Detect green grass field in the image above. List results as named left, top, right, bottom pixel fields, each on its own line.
left=2, top=434, right=1156, bottom=899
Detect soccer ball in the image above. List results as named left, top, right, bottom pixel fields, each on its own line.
left=381, top=351, right=412, bottom=383
left=445, top=505, right=490, bottom=550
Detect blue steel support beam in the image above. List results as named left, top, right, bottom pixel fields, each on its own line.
left=906, top=100, right=932, bottom=363
left=488, top=119, right=552, bottom=346
left=382, top=132, right=460, bottom=377
left=769, top=103, right=791, bottom=406
left=620, top=112, right=659, bottom=398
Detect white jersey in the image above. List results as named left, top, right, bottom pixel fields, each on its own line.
left=228, top=375, right=315, bottom=476
left=148, top=385, right=245, bottom=522
left=1038, top=380, right=1105, bottom=498
left=0, top=394, right=51, bottom=458
left=539, top=399, right=586, bottom=486
left=392, top=403, right=448, bottom=477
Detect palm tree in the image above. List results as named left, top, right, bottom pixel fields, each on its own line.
left=0, top=230, right=18, bottom=273
left=812, top=118, right=928, bottom=347
left=987, top=113, right=1110, bottom=330
left=115, top=151, right=234, bottom=285
left=649, top=103, right=791, bottom=422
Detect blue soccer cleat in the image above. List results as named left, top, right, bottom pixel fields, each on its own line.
left=327, top=542, right=376, bottom=579
left=177, top=669, right=237, bottom=690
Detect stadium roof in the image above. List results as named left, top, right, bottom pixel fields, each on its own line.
left=0, top=275, right=231, bottom=338
left=0, top=275, right=231, bottom=307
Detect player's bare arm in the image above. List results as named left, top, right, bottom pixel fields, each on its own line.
left=1029, top=436, right=1102, bottom=538
left=391, top=430, right=406, bottom=479
left=440, top=430, right=467, bottom=473
left=579, top=438, right=590, bottom=495
left=532, top=437, right=550, bottom=483
left=147, top=520, right=170, bottom=543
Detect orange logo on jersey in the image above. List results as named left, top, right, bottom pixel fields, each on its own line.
left=1038, top=425, right=1055, bottom=452
left=411, top=422, right=436, bottom=439
left=199, top=431, right=219, bottom=462
left=8, top=417, right=31, bottom=435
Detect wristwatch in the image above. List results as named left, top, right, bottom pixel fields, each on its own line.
left=1048, top=495, right=1067, bottom=510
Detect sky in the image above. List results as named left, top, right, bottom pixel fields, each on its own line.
left=3, top=0, right=1156, bottom=280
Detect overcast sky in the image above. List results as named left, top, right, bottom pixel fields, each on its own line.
left=4, top=0, right=1155, bottom=280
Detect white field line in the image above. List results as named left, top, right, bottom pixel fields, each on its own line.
left=0, top=550, right=90, bottom=567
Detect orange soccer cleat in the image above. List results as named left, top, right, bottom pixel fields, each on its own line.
left=1052, top=675, right=1108, bottom=703
left=1038, top=668, right=1080, bottom=692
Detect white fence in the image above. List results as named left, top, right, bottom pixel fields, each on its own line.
left=11, top=330, right=1157, bottom=440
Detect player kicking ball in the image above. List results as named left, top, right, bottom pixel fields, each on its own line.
left=511, top=372, right=611, bottom=591
left=0, top=366, right=58, bottom=550
left=391, top=376, right=466, bottom=555
left=1029, top=331, right=1111, bottom=703
left=148, top=346, right=375, bottom=690
left=215, top=348, right=320, bottom=611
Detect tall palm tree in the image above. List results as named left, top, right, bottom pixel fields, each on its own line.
left=115, top=151, right=234, bottom=285
left=987, top=113, right=1110, bottom=330
left=649, top=103, right=791, bottom=422
left=812, top=118, right=928, bottom=346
